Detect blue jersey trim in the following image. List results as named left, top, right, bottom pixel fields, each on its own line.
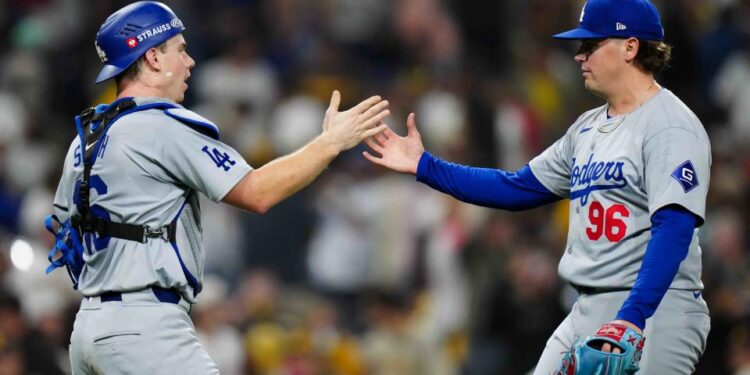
left=415, top=151, right=561, bottom=211
left=164, top=108, right=220, bottom=140
left=79, top=100, right=181, bottom=168
left=168, top=201, right=202, bottom=297
left=615, top=205, right=697, bottom=329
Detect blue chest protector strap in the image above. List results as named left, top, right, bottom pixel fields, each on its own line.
left=47, top=98, right=210, bottom=293
left=74, top=99, right=178, bottom=243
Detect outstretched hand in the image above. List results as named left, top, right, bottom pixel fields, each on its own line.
left=321, top=90, right=390, bottom=152
left=363, top=113, right=425, bottom=175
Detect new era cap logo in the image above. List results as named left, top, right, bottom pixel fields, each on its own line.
left=580, top=1, right=587, bottom=22
left=616, top=22, right=627, bottom=31
left=671, top=160, right=699, bottom=193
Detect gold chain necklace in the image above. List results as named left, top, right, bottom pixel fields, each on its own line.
left=597, top=81, right=657, bottom=134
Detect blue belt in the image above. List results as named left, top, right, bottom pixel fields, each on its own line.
left=99, top=286, right=181, bottom=304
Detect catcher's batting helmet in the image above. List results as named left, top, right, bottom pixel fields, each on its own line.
left=94, top=1, right=185, bottom=84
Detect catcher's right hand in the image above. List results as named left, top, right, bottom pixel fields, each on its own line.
left=556, top=323, right=645, bottom=375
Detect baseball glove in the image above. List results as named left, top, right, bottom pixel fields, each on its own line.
left=555, top=323, right=645, bottom=375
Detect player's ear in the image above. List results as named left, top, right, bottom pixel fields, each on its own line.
left=143, top=48, right=161, bottom=71
left=624, top=38, right=639, bottom=62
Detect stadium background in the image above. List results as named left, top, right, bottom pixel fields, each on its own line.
left=0, top=0, right=748, bottom=374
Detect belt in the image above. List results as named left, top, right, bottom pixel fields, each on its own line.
left=571, top=283, right=632, bottom=295
left=99, top=286, right=181, bottom=304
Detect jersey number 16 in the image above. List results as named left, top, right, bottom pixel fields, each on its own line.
left=585, top=201, right=629, bottom=242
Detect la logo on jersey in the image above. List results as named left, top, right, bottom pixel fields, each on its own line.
left=569, top=153, right=627, bottom=206
left=671, top=160, right=699, bottom=192
left=202, top=146, right=236, bottom=171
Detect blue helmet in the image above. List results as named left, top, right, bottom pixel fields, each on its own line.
left=94, top=1, right=186, bottom=84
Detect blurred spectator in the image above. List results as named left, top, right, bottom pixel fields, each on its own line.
left=362, top=290, right=429, bottom=375
left=195, top=275, right=245, bottom=375
left=326, top=0, right=391, bottom=46
left=713, top=41, right=750, bottom=146
left=490, top=80, right=543, bottom=170
left=415, top=88, right=467, bottom=155
left=460, top=212, right=566, bottom=374
left=196, top=35, right=279, bottom=115
left=393, top=0, right=463, bottom=73
left=268, top=94, right=326, bottom=156
left=730, top=322, right=750, bottom=375
left=0, top=290, right=64, bottom=374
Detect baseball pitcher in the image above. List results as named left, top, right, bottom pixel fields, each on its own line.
left=363, top=0, right=710, bottom=374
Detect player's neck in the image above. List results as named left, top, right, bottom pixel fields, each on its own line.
left=116, top=77, right=175, bottom=102
left=606, top=75, right=659, bottom=117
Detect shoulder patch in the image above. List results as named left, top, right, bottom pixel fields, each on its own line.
left=164, top=108, right=220, bottom=140
left=671, top=160, right=699, bottom=193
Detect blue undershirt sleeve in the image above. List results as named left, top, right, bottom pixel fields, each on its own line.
left=615, top=205, right=698, bottom=330
left=415, top=151, right=562, bottom=211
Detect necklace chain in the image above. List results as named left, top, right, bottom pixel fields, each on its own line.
left=597, top=81, right=657, bottom=134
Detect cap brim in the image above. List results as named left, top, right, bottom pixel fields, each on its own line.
left=95, top=64, right=127, bottom=84
left=553, top=28, right=609, bottom=40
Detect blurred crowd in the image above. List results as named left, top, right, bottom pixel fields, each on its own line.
left=0, top=0, right=748, bottom=374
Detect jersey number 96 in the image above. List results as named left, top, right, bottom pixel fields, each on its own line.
left=585, top=201, right=629, bottom=242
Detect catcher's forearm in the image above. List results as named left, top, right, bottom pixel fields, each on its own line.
left=223, top=135, right=339, bottom=213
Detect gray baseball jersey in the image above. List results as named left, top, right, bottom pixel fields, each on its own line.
left=529, top=88, right=710, bottom=289
left=53, top=97, right=252, bottom=303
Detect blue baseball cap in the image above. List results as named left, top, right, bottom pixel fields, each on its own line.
left=94, top=1, right=186, bottom=84
left=553, top=0, right=664, bottom=41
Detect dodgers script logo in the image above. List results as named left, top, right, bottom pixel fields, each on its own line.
left=569, top=153, right=626, bottom=206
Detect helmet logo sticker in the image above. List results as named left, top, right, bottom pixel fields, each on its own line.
left=136, top=22, right=174, bottom=43
left=170, top=18, right=183, bottom=29
left=95, top=41, right=108, bottom=62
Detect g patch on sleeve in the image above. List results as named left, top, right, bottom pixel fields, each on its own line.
left=671, top=160, right=699, bottom=193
